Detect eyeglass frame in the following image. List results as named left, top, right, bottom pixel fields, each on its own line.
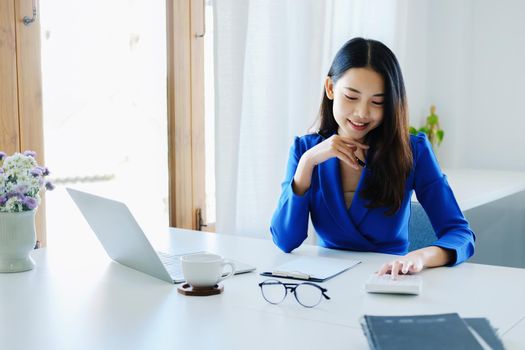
left=258, top=279, right=331, bottom=308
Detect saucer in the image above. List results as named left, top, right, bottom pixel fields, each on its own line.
left=177, top=283, right=224, bottom=296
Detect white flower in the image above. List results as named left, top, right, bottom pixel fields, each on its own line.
left=0, top=152, right=52, bottom=213
left=2, top=197, right=23, bottom=213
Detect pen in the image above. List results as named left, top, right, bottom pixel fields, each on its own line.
left=271, top=270, right=311, bottom=280
left=355, top=156, right=366, bottom=167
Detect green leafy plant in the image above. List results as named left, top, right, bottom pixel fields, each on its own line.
left=409, top=105, right=444, bottom=149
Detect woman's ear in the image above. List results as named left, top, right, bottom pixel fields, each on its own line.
left=324, top=77, right=334, bottom=100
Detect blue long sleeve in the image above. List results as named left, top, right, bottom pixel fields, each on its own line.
left=412, top=134, right=476, bottom=265
left=270, top=137, right=311, bottom=252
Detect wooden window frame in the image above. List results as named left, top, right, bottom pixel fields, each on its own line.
left=1, top=0, right=208, bottom=245
left=167, top=0, right=207, bottom=231
left=0, top=0, right=46, bottom=246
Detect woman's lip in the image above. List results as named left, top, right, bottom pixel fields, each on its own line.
left=347, top=119, right=369, bottom=131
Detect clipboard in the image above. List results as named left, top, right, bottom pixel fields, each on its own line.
left=260, top=255, right=360, bottom=282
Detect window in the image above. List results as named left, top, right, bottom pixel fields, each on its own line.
left=40, top=0, right=169, bottom=245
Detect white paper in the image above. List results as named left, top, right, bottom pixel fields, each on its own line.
left=271, top=255, right=360, bottom=280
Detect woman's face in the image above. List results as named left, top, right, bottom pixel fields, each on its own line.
left=325, top=67, right=385, bottom=141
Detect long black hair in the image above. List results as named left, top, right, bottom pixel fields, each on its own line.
left=314, top=37, right=412, bottom=215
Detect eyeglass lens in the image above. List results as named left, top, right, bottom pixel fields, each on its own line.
left=294, top=283, right=323, bottom=307
left=260, top=280, right=324, bottom=307
left=260, top=280, right=287, bottom=304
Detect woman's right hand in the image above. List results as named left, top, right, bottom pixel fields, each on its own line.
left=292, top=135, right=369, bottom=195
left=304, top=135, right=369, bottom=170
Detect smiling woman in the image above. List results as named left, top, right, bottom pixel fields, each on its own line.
left=314, top=38, right=413, bottom=215
left=328, top=68, right=385, bottom=138
left=270, top=37, right=475, bottom=278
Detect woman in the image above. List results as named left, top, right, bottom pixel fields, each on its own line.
left=270, top=38, right=475, bottom=277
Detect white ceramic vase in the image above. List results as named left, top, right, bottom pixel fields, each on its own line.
left=0, top=210, right=37, bottom=272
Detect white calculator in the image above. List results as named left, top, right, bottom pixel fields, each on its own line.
left=365, top=273, right=422, bottom=295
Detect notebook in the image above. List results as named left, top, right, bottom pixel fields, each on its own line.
left=360, top=313, right=503, bottom=350
left=260, top=255, right=360, bottom=282
left=67, top=188, right=256, bottom=284
left=463, top=318, right=505, bottom=350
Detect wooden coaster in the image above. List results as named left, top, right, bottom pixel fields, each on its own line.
left=177, top=283, right=224, bottom=296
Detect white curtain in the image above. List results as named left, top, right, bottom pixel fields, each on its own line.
left=214, top=0, right=406, bottom=237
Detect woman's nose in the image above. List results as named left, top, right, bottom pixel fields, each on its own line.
left=354, top=101, right=369, bottom=118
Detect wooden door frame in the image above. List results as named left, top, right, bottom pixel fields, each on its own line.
left=1, top=0, right=207, bottom=243
left=0, top=0, right=20, bottom=156
left=166, top=0, right=206, bottom=230
left=16, top=0, right=46, bottom=247
left=0, top=0, right=46, bottom=246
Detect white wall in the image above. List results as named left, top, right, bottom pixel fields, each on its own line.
left=465, top=0, right=525, bottom=171
left=403, top=0, right=525, bottom=171
left=400, top=0, right=525, bottom=267
left=398, top=0, right=429, bottom=143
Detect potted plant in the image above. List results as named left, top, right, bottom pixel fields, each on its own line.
left=0, top=151, right=53, bottom=272
left=409, top=105, right=444, bottom=150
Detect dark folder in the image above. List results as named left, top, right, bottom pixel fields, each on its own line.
left=464, top=318, right=505, bottom=350
left=360, top=313, right=504, bottom=350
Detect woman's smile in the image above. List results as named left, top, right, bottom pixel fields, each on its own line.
left=347, top=118, right=369, bottom=131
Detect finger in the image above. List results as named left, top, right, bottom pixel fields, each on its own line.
left=409, top=260, right=423, bottom=273
left=377, top=263, right=391, bottom=276
left=391, top=261, right=401, bottom=279
left=337, top=142, right=366, bottom=168
left=401, top=261, right=412, bottom=274
left=346, top=142, right=370, bottom=150
left=335, top=147, right=359, bottom=169
left=335, top=149, right=356, bottom=168
left=343, top=144, right=366, bottom=166
left=340, top=142, right=360, bottom=151
left=335, top=144, right=356, bottom=160
left=337, top=137, right=370, bottom=150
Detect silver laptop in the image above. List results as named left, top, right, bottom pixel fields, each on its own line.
left=67, top=188, right=256, bottom=284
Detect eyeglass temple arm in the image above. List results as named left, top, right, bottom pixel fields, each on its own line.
left=289, top=282, right=330, bottom=300
left=320, top=287, right=331, bottom=300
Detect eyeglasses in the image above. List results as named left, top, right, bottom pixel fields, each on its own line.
left=258, top=279, right=331, bottom=308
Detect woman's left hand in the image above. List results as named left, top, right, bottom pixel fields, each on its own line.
left=377, top=247, right=454, bottom=278
left=377, top=254, right=424, bottom=279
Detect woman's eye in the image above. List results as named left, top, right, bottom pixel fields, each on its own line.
left=372, top=101, right=384, bottom=106
left=344, top=95, right=358, bottom=101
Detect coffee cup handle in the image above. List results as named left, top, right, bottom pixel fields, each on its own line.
left=218, top=260, right=236, bottom=282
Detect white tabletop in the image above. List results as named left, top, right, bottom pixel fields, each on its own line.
left=411, top=168, right=525, bottom=211
left=502, top=316, right=525, bottom=349
left=1, top=227, right=525, bottom=349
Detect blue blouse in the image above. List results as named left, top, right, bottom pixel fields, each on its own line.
left=270, top=133, right=475, bottom=265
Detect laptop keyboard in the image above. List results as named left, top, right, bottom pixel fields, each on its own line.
left=157, top=251, right=183, bottom=279
left=156, top=250, right=255, bottom=280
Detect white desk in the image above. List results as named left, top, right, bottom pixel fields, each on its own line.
left=1, top=228, right=525, bottom=350
left=503, top=316, right=525, bottom=349
left=411, top=168, right=525, bottom=211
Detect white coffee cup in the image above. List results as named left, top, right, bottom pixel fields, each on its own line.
left=180, top=253, right=236, bottom=288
